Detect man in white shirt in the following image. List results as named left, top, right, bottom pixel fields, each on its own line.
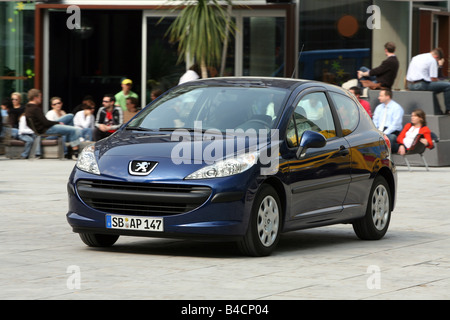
left=372, top=89, right=404, bottom=152
left=406, top=48, right=450, bottom=115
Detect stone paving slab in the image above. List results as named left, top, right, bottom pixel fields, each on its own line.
left=0, top=157, right=449, bottom=301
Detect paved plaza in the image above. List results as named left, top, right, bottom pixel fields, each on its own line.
left=0, top=156, right=449, bottom=301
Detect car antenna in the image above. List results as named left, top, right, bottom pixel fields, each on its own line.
left=291, top=44, right=304, bottom=79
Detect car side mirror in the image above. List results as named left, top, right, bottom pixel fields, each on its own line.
left=296, top=130, right=326, bottom=159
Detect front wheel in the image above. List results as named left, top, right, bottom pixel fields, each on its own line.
left=238, top=185, right=282, bottom=257
left=353, top=176, right=391, bottom=240
left=79, top=233, right=119, bottom=247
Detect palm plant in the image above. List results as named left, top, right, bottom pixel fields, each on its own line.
left=166, top=0, right=235, bottom=78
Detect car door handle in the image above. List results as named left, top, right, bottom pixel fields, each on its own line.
left=339, top=145, right=349, bottom=156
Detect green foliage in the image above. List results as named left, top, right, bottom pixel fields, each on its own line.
left=166, top=0, right=235, bottom=69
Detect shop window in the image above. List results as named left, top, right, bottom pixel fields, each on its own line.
left=0, top=2, right=35, bottom=100
left=298, top=0, right=372, bottom=83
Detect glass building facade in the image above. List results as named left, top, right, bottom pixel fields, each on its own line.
left=0, top=1, right=35, bottom=102
left=298, top=0, right=373, bottom=86
left=1, top=0, right=450, bottom=111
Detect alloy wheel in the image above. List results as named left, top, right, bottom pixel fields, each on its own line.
left=257, top=195, right=280, bottom=247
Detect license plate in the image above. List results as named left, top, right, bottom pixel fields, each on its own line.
left=106, top=215, right=163, bottom=232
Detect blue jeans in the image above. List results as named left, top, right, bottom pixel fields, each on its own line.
left=57, top=114, right=74, bottom=126
left=387, top=133, right=400, bottom=153
left=18, top=134, right=42, bottom=158
left=45, top=124, right=81, bottom=154
left=80, top=127, right=93, bottom=141
left=359, top=66, right=377, bottom=82
left=10, top=127, right=19, bottom=139
left=408, top=81, right=450, bottom=113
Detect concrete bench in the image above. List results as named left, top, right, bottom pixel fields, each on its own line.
left=5, top=137, right=63, bottom=159
left=395, top=115, right=450, bottom=167
left=366, top=89, right=450, bottom=167
left=391, top=139, right=450, bottom=168
left=367, top=90, right=444, bottom=115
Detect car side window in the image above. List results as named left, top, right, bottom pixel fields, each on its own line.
left=295, top=92, right=336, bottom=139
left=286, top=92, right=336, bottom=148
left=286, top=116, right=299, bottom=148
left=330, top=92, right=360, bottom=136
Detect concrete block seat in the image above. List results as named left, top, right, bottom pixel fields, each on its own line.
left=367, top=89, right=445, bottom=115
left=367, top=89, right=450, bottom=167
left=5, top=137, right=64, bottom=159
left=392, top=140, right=450, bottom=168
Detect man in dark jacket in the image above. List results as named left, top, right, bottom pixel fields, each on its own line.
left=93, top=94, right=123, bottom=141
left=358, top=42, right=399, bottom=90
left=24, top=89, right=81, bottom=158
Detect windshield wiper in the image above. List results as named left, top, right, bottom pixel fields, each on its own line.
left=158, top=128, right=239, bottom=136
left=158, top=127, right=208, bottom=133
left=125, top=126, right=155, bottom=131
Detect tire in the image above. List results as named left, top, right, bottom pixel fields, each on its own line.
left=353, top=176, right=391, bottom=240
left=79, top=233, right=119, bottom=247
left=238, top=185, right=282, bottom=257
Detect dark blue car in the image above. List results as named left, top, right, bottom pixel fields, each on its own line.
left=67, top=77, right=397, bottom=256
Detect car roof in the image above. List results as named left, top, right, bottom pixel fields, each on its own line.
left=181, top=76, right=323, bottom=90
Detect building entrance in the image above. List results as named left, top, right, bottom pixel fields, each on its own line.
left=47, top=10, right=142, bottom=113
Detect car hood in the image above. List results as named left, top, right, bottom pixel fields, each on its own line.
left=92, top=130, right=272, bottom=180
left=97, top=130, right=271, bottom=159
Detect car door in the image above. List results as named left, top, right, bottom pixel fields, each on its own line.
left=285, top=90, right=351, bottom=221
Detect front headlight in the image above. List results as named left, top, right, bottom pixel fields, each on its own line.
left=76, top=144, right=100, bottom=175
left=185, top=152, right=258, bottom=179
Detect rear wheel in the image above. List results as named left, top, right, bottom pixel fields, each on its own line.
left=79, top=233, right=119, bottom=247
left=353, top=176, right=391, bottom=240
left=238, top=185, right=281, bottom=256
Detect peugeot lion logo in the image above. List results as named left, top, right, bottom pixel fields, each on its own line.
left=129, top=161, right=158, bottom=176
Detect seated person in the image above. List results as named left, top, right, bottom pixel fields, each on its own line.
left=372, top=89, right=404, bottom=152
left=358, top=42, right=399, bottom=90
left=288, top=92, right=337, bottom=145
left=123, top=97, right=140, bottom=123
left=18, top=114, right=41, bottom=159
left=93, top=94, right=123, bottom=141
left=25, top=89, right=81, bottom=159
left=74, top=104, right=95, bottom=142
left=299, top=95, right=324, bottom=121
left=45, top=97, right=74, bottom=125
left=349, top=86, right=372, bottom=118
left=395, top=109, right=434, bottom=155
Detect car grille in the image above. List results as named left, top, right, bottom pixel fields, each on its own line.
left=76, top=180, right=212, bottom=216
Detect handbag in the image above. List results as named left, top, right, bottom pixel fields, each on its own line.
left=407, top=134, right=426, bottom=154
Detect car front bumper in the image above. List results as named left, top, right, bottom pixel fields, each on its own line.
left=66, top=168, right=258, bottom=240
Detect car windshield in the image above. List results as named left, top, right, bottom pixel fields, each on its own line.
left=127, top=85, right=289, bottom=133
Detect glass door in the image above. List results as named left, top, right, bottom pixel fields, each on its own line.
left=142, top=12, right=185, bottom=107
left=141, top=9, right=287, bottom=106
left=234, top=10, right=286, bottom=77
left=0, top=1, right=35, bottom=100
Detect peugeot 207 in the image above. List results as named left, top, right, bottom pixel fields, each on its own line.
left=67, top=77, right=397, bottom=256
